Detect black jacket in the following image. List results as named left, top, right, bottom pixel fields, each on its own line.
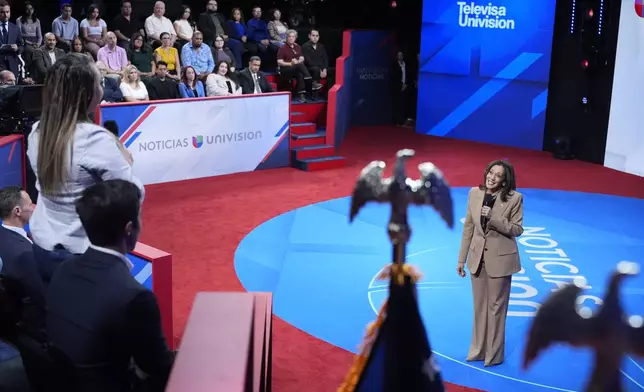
left=46, top=248, right=174, bottom=392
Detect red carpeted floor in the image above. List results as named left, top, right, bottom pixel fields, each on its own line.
left=138, top=126, right=644, bottom=392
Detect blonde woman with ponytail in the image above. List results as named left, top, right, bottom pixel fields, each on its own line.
left=27, top=53, right=144, bottom=280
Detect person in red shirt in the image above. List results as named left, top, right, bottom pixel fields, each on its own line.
left=276, top=29, right=322, bottom=102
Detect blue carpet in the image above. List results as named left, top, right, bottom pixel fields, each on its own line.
left=234, top=188, right=644, bottom=392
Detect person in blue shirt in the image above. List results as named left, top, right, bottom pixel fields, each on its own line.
left=227, top=7, right=257, bottom=62
left=245, top=6, right=277, bottom=69
left=178, top=66, right=205, bottom=98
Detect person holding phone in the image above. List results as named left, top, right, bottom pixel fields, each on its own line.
left=0, top=1, right=24, bottom=78
left=456, top=159, right=524, bottom=367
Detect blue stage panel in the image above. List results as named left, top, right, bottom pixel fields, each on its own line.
left=234, top=188, right=644, bottom=391
left=417, top=0, right=556, bottom=150
left=127, top=253, right=152, bottom=290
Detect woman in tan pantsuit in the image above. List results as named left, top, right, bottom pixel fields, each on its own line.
left=456, top=160, right=524, bottom=367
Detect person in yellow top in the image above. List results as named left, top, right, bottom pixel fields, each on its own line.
left=153, top=32, right=180, bottom=80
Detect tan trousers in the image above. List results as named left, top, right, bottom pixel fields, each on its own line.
left=467, top=262, right=512, bottom=366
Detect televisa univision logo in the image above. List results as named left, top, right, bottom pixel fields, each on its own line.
left=636, top=0, right=644, bottom=18
left=457, top=1, right=516, bottom=30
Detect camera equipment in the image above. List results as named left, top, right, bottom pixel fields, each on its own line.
left=0, top=84, right=43, bottom=136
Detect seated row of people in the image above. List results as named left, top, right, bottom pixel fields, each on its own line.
left=100, top=55, right=275, bottom=102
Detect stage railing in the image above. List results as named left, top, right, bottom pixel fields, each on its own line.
left=166, top=292, right=273, bottom=392
left=95, top=93, right=292, bottom=186
left=127, top=242, right=176, bottom=349
left=326, top=30, right=353, bottom=147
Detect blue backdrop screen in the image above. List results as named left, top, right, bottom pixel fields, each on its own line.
left=416, top=0, right=556, bottom=149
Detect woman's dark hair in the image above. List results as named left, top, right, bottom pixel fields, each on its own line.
left=71, top=37, right=86, bottom=53
left=269, top=8, right=281, bottom=21
left=478, top=159, right=516, bottom=202
left=180, top=4, right=192, bottom=21
left=215, top=60, right=238, bottom=83
left=213, top=34, right=226, bottom=48
left=181, top=66, right=197, bottom=88
left=22, top=2, right=37, bottom=21
left=231, top=7, right=245, bottom=23
left=160, top=32, right=170, bottom=40
left=86, top=4, right=99, bottom=20
left=129, top=32, right=150, bottom=52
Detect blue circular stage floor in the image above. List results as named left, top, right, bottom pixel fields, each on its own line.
left=234, top=188, right=644, bottom=392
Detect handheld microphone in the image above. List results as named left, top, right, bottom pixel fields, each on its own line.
left=103, top=120, right=119, bottom=137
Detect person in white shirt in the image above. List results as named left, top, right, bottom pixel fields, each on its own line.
left=144, top=1, right=176, bottom=47
left=206, top=60, right=241, bottom=96
left=119, top=64, right=149, bottom=102
left=26, top=53, right=144, bottom=280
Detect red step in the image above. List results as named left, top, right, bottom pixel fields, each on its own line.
left=291, top=111, right=306, bottom=122
left=293, top=156, right=346, bottom=171
left=291, top=102, right=326, bottom=125
left=291, top=122, right=317, bottom=135
left=291, top=131, right=326, bottom=148
left=291, top=144, right=335, bottom=160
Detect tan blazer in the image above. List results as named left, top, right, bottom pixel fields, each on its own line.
left=458, top=187, right=524, bottom=278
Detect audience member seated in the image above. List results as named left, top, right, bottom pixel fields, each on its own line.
left=52, top=3, right=78, bottom=52
left=97, top=62, right=124, bottom=103
left=153, top=32, right=180, bottom=80
left=145, top=60, right=180, bottom=100
left=31, top=33, right=65, bottom=84
left=205, top=60, right=240, bottom=96
left=80, top=4, right=107, bottom=59
left=46, top=179, right=175, bottom=392
left=0, top=69, right=15, bottom=85
left=111, top=0, right=144, bottom=49
left=15, top=2, right=42, bottom=71
left=71, top=37, right=93, bottom=60
left=0, top=1, right=24, bottom=79
left=238, top=56, right=274, bottom=95
left=97, top=32, right=128, bottom=80
left=198, top=0, right=243, bottom=68
left=267, top=8, right=287, bottom=47
left=277, top=29, right=321, bottom=102
left=211, top=34, right=236, bottom=71
left=145, top=1, right=175, bottom=48
left=127, top=32, right=155, bottom=79
left=302, top=29, right=333, bottom=90
left=0, top=186, right=43, bottom=331
left=180, top=31, right=213, bottom=79
left=173, top=5, right=194, bottom=48
left=120, top=64, right=149, bottom=102
left=178, top=65, right=205, bottom=98
left=246, top=7, right=277, bottom=69
left=228, top=8, right=255, bottom=64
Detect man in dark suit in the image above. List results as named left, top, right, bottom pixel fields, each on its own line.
left=0, top=1, right=24, bottom=78
left=31, top=33, right=66, bottom=84
left=0, top=186, right=44, bottom=330
left=238, top=56, right=275, bottom=95
left=46, top=179, right=174, bottom=392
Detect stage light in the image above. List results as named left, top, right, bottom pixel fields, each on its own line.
left=581, top=96, right=588, bottom=105
left=570, top=0, right=576, bottom=34
left=586, top=8, right=594, bottom=18
left=391, top=0, right=397, bottom=7
left=581, top=59, right=589, bottom=69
